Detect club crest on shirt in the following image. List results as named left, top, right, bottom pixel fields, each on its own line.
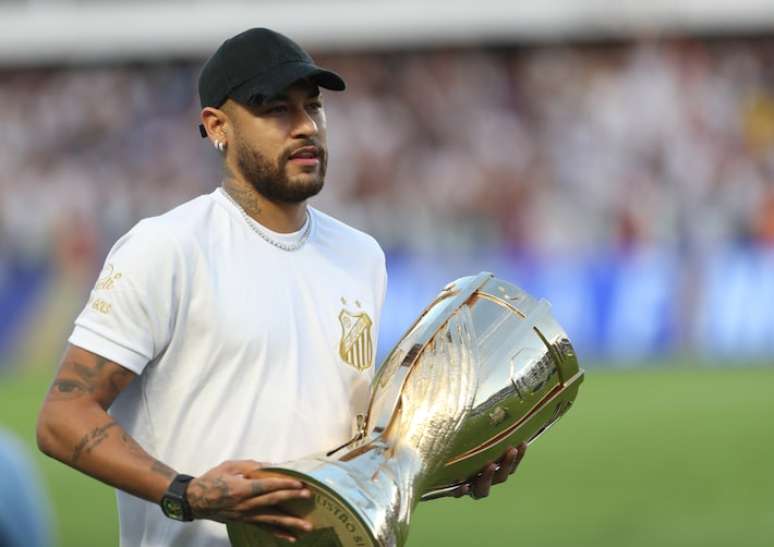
left=338, top=298, right=374, bottom=372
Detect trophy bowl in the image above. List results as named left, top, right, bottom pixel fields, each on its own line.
left=228, top=272, right=584, bottom=547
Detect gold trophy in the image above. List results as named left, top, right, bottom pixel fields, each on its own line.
left=228, top=272, right=584, bottom=547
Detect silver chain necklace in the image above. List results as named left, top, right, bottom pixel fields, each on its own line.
left=219, top=188, right=312, bottom=252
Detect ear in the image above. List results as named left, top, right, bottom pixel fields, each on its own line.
left=200, top=106, right=229, bottom=143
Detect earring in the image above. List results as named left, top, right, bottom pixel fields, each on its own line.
left=213, top=140, right=226, bottom=152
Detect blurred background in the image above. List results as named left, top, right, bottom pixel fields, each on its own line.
left=0, top=1, right=772, bottom=546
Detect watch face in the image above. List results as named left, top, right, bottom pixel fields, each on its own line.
left=162, top=498, right=185, bottom=521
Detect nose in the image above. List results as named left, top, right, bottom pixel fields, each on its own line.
left=290, top=108, right=319, bottom=139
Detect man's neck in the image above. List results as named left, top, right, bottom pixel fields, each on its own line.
left=221, top=177, right=307, bottom=233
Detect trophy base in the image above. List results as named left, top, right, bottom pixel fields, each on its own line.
left=227, top=472, right=378, bottom=547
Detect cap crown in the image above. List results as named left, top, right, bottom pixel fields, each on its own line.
left=198, top=28, right=314, bottom=108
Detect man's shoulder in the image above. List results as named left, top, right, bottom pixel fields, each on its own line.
left=311, top=208, right=384, bottom=259
left=124, top=192, right=219, bottom=249
left=140, top=192, right=218, bottom=234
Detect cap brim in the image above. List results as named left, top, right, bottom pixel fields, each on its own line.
left=230, top=61, right=345, bottom=105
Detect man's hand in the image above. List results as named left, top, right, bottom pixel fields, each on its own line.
left=187, top=460, right=312, bottom=541
left=449, top=442, right=527, bottom=500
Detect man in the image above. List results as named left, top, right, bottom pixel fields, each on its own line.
left=36, top=28, right=525, bottom=546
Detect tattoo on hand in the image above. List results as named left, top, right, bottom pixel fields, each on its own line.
left=72, top=421, right=119, bottom=464
left=187, top=477, right=237, bottom=517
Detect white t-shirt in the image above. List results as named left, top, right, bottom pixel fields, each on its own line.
left=69, top=188, right=387, bottom=547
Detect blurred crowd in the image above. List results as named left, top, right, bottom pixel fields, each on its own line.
left=2, top=37, right=774, bottom=277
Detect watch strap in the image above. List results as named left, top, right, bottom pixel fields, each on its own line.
left=160, top=474, right=195, bottom=522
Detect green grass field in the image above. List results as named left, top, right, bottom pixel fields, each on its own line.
left=1, top=365, right=772, bottom=546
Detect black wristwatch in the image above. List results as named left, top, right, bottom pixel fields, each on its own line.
left=160, top=474, right=195, bottom=522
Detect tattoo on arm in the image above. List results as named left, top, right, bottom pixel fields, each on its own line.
left=48, top=378, right=94, bottom=400
left=70, top=423, right=176, bottom=482
left=119, top=431, right=145, bottom=457
left=46, top=355, right=132, bottom=404
left=45, top=349, right=172, bottom=488
left=72, top=421, right=119, bottom=464
left=151, top=461, right=177, bottom=481
left=71, top=358, right=107, bottom=382
left=119, top=431, right=176, bottom=480
left=108, top=369, right=132, bottom=394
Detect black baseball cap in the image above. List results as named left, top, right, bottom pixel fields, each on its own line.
left=197, top=28, right=346, bottom=137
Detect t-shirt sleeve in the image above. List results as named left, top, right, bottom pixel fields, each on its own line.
left=68, top=220, right=181, bottom=375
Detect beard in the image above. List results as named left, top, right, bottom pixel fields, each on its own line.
left=234, top=138, right=326, bottom=203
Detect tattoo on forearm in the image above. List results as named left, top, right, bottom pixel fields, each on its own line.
left=119, top=431, right=145, bottom=456
left=118, top=431, right=176, bottom=480
left=72, top=421, right=119, bottom=464
left=151, top=461, right=176, bottom=481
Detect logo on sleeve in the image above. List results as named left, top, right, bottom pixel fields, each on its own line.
left=338, top=298, right=374, bottom=372
left=95, top=263, right=123, bottom=290
left=90, top=263, right=123, bottom=314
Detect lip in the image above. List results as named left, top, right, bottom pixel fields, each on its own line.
left=289, top=157, right=320, bottom=167
left=289, top=145, right=320, bottom=159
left=288, top=145, right=321, bottom=167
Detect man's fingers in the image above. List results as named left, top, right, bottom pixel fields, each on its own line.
left=471, top=463, right=497, bottom=499
left=251, top=477, right=307, bottom=493
left=222, top=459, right=264, bottom=475
left=248, top=511, right=313, bottom=533
left=261, top=524, right=299, bottom=543
left=235, top=487, right=312, bottom=511
left=237, top=477, right=305, bottom=498
left=492, top=447, right=519, bottom=484
left=510, top=442, right=527, bottom=475
left=452, top=484, right=471, bottom=498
